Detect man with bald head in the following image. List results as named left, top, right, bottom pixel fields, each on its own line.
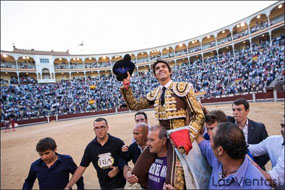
left=121, top=123, right=149, bottom=183
left=126, top=125, right=168, bottom=190
left=132, top=111, right=150, bottom=143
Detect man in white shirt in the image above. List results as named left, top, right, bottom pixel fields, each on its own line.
left=134, top=111, right=148, bottom=125
left=248, top=119, right=285, bottom=189
left=132, top=111, right=151, bottom=143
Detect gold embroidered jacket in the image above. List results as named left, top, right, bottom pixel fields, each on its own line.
left=120, top=81, right=205, bottom=141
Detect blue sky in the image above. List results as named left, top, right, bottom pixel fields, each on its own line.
left=1, top=1, right=276, bottom=54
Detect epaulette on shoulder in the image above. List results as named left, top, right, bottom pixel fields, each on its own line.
left=146, top=87, right=160, bottom=101
left=172, top=82, right=192, bottom=97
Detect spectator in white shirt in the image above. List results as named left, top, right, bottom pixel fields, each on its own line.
left=248, top=117, right=285, bottom=189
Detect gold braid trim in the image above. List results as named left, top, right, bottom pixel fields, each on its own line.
left=184, top=90, right=205, bottom=142
left=174, top=157, right=185, bottom=189
left=170, top=119, right=186, bottom=129
left=120, top=86, right=150, bottom=110
left=172, top=82, right=192, bottom=97
left=146, top=87, right=160, bottom=101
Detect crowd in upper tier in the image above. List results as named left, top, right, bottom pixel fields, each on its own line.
left=0, top=35, right=284, bottom=121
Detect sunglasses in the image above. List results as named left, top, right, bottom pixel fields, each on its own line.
left=94, top=126, right=107, bottom=131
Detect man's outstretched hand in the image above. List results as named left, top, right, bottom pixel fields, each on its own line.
left=122, top=72, right=131, bottom=89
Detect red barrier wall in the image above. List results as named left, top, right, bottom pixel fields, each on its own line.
left=1, top=91, right=284, bottom=128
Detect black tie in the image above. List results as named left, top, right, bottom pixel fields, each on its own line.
left=161, top=87, right=166, bottom=106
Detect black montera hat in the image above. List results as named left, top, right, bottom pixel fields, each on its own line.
left=112, top=54, right=135, bottom=81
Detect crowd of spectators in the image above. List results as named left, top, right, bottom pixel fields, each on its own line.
left=270, top=15, right=284, bottom=26
left=1, top=62, right=17, bottom=69
left=233, top=30, right=249, bottom=40
left=251, top=20, right=269, bottom=33
left=1, top=62, right=35, bottom=69
left=202, top=41, right=217, bottom=49
left=0, top=35, right=284, bottom=121
left=173, top=36, right=284, bottom=97
left=161, top=52, right=175, bottom=59
left=18, top=63, right=35, bottom=69
left=69, top=63, right=84, bottom=69
left=85, top=62, right=99, bottom=68
left=188, top=46, right=201, bottom=54
left=217, top=35, right=232, bottom=45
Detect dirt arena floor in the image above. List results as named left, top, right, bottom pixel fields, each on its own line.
left=1, top=102, right=284, bottom=189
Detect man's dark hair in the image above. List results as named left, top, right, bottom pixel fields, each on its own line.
left=213, top=122, right=247, bottom=160
left=152, top=60, right=172, bottom=76
left=94, top=117, right=108, bottom=126
left=150, top=125, right=167, bottom=139
left=36, top=137, right=57, bottom=152
left=205, top=110, right=227, bottom=125
left=233, top=98, right=250, bottom=110
left=135, top=111, right=148, bottom=120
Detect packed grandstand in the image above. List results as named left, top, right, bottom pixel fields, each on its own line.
left=0, top=2, right=284, bottom=122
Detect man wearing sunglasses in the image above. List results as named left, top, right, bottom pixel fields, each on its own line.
left=65, top=117, right=126, bottom=190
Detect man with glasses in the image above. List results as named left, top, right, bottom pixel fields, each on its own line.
left=65, top=118, right=126, bottom=190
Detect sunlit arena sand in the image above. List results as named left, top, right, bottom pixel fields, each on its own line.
left=1, top=102, right=284, bottom=189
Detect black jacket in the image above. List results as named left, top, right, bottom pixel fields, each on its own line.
left=227, top=116, right=270, bottom=169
